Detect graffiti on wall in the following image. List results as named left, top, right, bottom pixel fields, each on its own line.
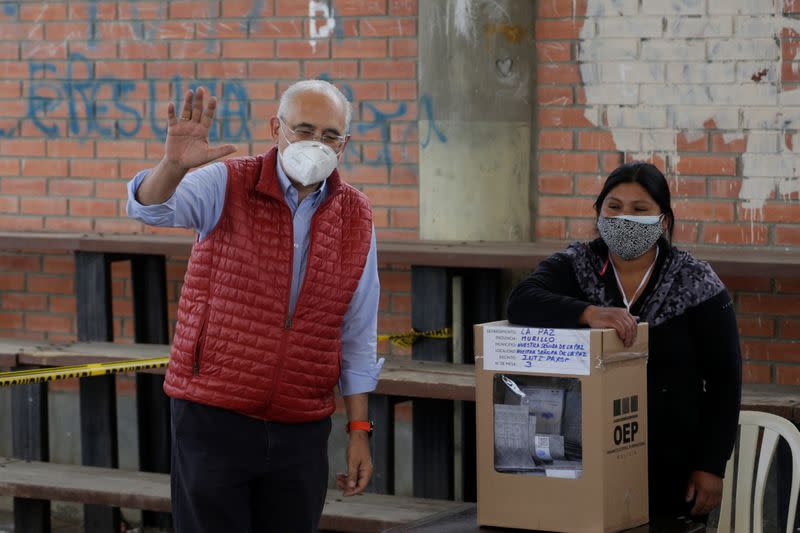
left=580, top=0, right=800, bottom=210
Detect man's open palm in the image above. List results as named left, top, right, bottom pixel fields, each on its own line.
left=165, top=87, right=237, bottom=171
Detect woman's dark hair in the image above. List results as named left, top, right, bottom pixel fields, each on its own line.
left=593, top=162, right=675, bottom=242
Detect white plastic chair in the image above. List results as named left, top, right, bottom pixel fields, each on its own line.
left=718, top=410, right=800, bottom=533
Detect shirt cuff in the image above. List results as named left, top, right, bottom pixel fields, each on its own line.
left=338, top=357, right=385, bottom=396
left=125, top=170, right=178, bottom=221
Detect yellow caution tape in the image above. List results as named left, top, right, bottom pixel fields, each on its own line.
left=0, top=328, right=453, bottom=388
left=0, top=357, right=169, bottom=388
left=377, top=327, right=452, bottom=348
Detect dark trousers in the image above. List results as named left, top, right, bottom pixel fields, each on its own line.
left=170, top=398, right=332, bottom=533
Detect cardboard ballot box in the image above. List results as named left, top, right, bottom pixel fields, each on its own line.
left=475, top=321, right=649, bottom=533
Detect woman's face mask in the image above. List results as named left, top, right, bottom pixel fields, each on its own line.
left=597, top=214, right=664, bottom=260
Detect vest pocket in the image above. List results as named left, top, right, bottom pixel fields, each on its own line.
left=192, top=313, right=210, bottom=376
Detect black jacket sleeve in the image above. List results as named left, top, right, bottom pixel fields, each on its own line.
left=687, top=290, right=742, bottom=477
left=507, top=253, right=593, bottom=328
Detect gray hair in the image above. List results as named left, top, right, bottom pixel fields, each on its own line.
left=278, top=79, right=352, bottom=132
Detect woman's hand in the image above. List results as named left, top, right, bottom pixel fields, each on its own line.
left=685, top=470, right=723, bottom=516
left=579, top=305, right=638, bottom=347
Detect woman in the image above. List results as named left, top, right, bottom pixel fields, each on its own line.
left=507, top=162, right=741, bottom=520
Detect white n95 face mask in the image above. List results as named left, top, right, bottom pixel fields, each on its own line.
left=280, top=140, right=338, bottom=187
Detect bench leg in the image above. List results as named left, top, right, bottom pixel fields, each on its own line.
left=131, top=254, right=173, bottom=529
left=75, top=251, right=120, bottom=533
left=368, top=394, right=396, bottom=494
left=411, top=266, right=455, bottom=500
left=11, top=373, right=50, bottom=533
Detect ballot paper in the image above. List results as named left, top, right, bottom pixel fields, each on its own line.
left=523, top=387, right=565, bottom=435
left=494, top=404, right=537, bottom=471
left=534, top=434, right=566, bottom=462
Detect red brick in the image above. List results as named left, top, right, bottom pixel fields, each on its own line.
left=672, top=221, right=699, bottom=244
left=117, top=2, right=164, bottom=20
left=28, top=274, right=73, bottom=295
left=348, top=81, right=388, bottom=101
left=380, top=271, right=411, bottom=292
left=362, top=60, right=415, bottom=79
left=776, top=366, right=800, bottom=386
left=96, top=22, right=140, bottom=40
left=718, top=275, right=772, bottom=292
left=95, top=181, right=127, bottom=200
left=538, top=0, right=587, bottom=17
left=776, top=226, right=800, bottom=245
left=70, top=199, right=118, bottom=217
left=676, top=156, right=737, bottom=176
left=537, top=41, right=572, bottom=62
left=536, top=218, right=567, bottom=240
left=677, top=132, right=708, bottom=152
left=0, top=312, right=23, bottom=330
left=337, top=0, right=387, bottom=15
left=540, top=108, right=596, bottom=128
left=575, top=175, right=606, bottom=195
left=0, top=273, right=25, bottom=291
left=538, top=175, right=574, bottom=195
left=96, top=140, right=146, bottom=160
left=0, top=43, right=17, bottom=59
left=2, top=293, right=47, bottom=312
left=0, top=216, right=44, bottom=231
left=250, top=61, right=301, bottom=79
left=577, top=131, right=615, bottom=151
left=46, top=140, right=94, bottom=158
left=539, top=197, right=595, bottom=217
left=372, top=207, right=390, bottom=228
left=1, top=139, right=45, bottom=157
left=25, top=314, right=74, bottom=334
left=275, top=0, right=310, bottom=15
left=250, top=19, right=303, bottom=38
left=0, top=23, right=44, bottom=40
left=198, top=61, right=248, bottom=79
left=45, top=217, right=93, bottom=232
left=0, top=255, right=40, bottom=272
left=539, top=131, right=573, bottom=150
left=0, top=80, right=20, bottom=98
left=70, top=160, right=118, bottom=179
left=540, top=153, right=599, bottom=173
left=21, top=159, right=69, bottom=178
left=536, top=19, right=584, bottom=39
left=21, top=197, right=67, bottom=216
left=743, top=340, right=800, bottom=362
left=672, top=200, right=735, bottom=222
left=0, top=178, right=46, bottom=196
left=145, top=61, right=195, bottom=79
left=304, top=60, right=359, bottom=79
left=537, top=63, right=581, bottom=84
left=702, top=223, right=769, bottom=245
left=276, top=41, right=330, bottom=59
left=68, top=42, right=118, bottom=59
left=738, top=316, right=775, bottom=337
left=169, top=1, right=218, bottom=18
left=742, top=363, right=772, bottom=384
left=120, top=42, right=168, bottom=60
left=0, top=196, right=17, bottom=214
left=708, top=178, right=741, bottom=199
left=389, top=81, right=415, bottom=100
left=780, top=319, right=800, bottom=338
left=777, top=278, right=800, bottom=293
left=389, top=166, right=417, bottom=185
left=363, top=186, right=417, bottom=207
left=360, top=18, right=415, bottom=37
left=49, top=295, right=77, bottom=315
left=740, top=295, right=800, bottom=315
left=390, top=38, right=416, bottom=57
left=20, top=4, right=67, bottom=20
left=218, top=41, right=274, bottom=60
left=69, top=2, right=117, bottom=20
left=94, top=218, right=146, bottom=234
left=222, top=0, right=274, bottom=17
left=21, top=42, right=68, bottom=60
left=389, top=0, right=416, bottom=16
left=566, top=218, right=598, bottom=239
left=150, top=22, right=196, bottom=40
left=95, top=61, right=145, bottom=80
left=390, top=208, right=418, bottom=228
left=333, top=39, right=388, bottom=58
left=538, top=86, right=573, bottom=106
left=755, top=203, right=800, bottom=223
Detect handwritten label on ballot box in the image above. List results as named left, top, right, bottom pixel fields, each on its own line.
left=483, top=326, right=591, bottom=376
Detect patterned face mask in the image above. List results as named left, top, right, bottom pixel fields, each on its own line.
left=597, top=215, right=664, bottom=260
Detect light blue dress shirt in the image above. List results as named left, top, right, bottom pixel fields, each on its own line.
left=126, top=158, right=383, bottom=396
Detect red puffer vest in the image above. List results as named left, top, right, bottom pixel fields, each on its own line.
left=163, top=148, right=373, bottom=422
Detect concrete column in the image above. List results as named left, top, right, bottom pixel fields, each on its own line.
left=419, top=0, right=534, bottom=241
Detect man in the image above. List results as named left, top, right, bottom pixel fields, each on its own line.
left=127, top=80, right=382, bottom=533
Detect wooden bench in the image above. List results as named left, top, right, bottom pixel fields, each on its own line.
left=0, top=457, right=465, bottom=533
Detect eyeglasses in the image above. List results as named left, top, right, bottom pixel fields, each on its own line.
left=279, top=118, right=348, bottom=151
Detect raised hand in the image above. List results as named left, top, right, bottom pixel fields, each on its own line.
left=164, top=87, right=237, bottom=172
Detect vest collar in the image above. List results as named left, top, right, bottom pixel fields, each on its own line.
left=255, top=146, right=343, bottom=202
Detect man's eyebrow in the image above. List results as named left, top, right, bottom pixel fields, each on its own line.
left=293, top=121, right=344, bottom=136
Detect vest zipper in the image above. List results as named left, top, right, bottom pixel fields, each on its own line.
left=192, top=312, right=209, bottom=375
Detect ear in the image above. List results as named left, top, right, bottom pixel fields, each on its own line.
left=269, top=116, right=281, bottom=143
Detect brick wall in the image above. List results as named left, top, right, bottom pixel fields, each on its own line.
left=536, top=0, right=800, bottom=383
left=0, top=0, right=798, bottom=380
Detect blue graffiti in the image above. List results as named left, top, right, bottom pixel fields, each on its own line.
left=0, top=127, right=15, bottom=138
left=418, top=95, right=447, bottom=149
left=2, top=3, right=17, bottom=17
left=358, top=102, right=408, bottom=172
left=88, top=0, right=98, bottom=48
left=24, top=54, right=250, bottom=141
